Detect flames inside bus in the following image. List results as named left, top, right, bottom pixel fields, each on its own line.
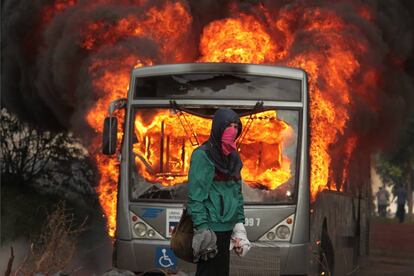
left=129, top=107, right=299, bottom=204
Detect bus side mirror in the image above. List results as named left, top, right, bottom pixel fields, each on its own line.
left=102, top=116, right=118, bottom=155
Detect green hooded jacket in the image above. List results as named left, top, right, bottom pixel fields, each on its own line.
left=187, top=149, right=245, bottom=231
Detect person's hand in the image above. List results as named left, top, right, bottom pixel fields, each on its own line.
left=230, top=223, right=251, bottom=257
left=232, top=237, right=243, bottom=256
left=192, top=229, right=218, bottom=262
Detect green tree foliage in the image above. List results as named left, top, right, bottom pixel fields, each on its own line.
left=376, top=115, right=414, bottom=219
left=375, top=156, right=403, bottom=186
left=376, top=114, right=414, bottom=185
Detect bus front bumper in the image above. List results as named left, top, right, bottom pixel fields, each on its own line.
left=115, top=239, right=309, bottom=275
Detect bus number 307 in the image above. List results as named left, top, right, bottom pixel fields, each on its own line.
left=244, top=218, right=261, bottom=227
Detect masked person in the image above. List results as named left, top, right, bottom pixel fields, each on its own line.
left=187, top=108, right=249, bottom=276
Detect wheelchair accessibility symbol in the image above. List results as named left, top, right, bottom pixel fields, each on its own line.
left=155, top=248, right=177, bottom=269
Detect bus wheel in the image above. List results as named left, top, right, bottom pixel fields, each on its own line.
left=112, top=240, right=118, bottom=268
left=318, top=220, right=335, bottom=275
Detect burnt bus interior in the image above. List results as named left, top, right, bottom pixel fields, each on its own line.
left=129, top=72, right=301, bottom=205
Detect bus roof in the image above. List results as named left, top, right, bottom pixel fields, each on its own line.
left=131, top=63, right=306, bottom=80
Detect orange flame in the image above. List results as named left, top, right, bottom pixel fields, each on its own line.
left=40, top=0, right=377, bottom=236
left=197, top=7, right=372, bottom=200
left=284, top=8, right=364, bottom=199
left=341, top=135, right=358, bottom=189
left=133, top=109, right=292, bottom=190
left=81, top=1, right=192, bottom=236
left=80, top=1, right=191, bottom=61
left=199, top=14, right=279, bottom=63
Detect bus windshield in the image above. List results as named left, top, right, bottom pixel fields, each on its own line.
left=129, top=107, right=300, bottom=204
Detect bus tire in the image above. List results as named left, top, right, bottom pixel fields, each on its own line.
left=319, top=219, right=335, bottom=275
left=112, top=240, right=118, bottom=268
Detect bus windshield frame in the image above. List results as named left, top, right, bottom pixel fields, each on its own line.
left=127, top=104, right=303, bottom=205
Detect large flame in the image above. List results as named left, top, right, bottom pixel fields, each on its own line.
left=197, top=7, right=373, bottom=199
left=81, top=1, right=192, bottom=237
left=42, top=1, right=378, bottom=236
left=132, top=109, right=292, bottom=190
left=199, top=14, right=279, bottom=63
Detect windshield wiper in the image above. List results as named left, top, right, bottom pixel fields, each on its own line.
left=170, top=101, right=200, bottom=146
left=170, top=100, right=264, bottom=149
left=237, top=101, right=264, bottom=149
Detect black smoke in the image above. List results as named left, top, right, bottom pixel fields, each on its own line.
left=2, top=0, right=414, bottom=152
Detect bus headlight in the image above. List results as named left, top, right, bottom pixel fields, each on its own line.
left=129, top=212, right=165, bottom=240
left=147, top=229, right=156, bottom=238
left=258, top=214, right=294, bottom=242
left=275, top=225, right=290, bottom=240
left=134, top=222, right=147, bottom=237
left=266, top=232, right=276, bottom=240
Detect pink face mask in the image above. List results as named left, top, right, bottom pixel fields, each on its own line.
left=222, top=126, right=237, bottom=155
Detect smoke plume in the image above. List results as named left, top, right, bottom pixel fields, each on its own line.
left=2, top=0, right=414, bottom=232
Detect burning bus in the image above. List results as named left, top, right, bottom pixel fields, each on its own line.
left=102, top=63, right=368, bottom=275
